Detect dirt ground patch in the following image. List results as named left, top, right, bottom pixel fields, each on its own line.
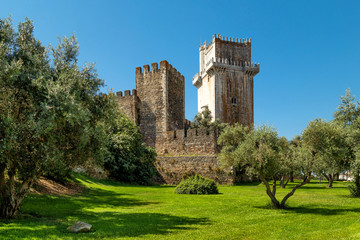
left=31, top=178, right=84, bottom=196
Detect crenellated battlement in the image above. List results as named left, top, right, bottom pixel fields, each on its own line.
left=166, top=127, right=218, bottom=140
left=157, top=127, right=219, bottom=155
left=213, top=33, right=251, bottom=44
left=199, top=33, right=251, bottom=50
left=116, top=89, right=137, bottom=98
left=135, top=60, right=185, bottom=84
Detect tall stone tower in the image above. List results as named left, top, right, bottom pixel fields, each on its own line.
left=135, top=60, right=185, bottom=148
left=192, top=34, right=260, bottom=126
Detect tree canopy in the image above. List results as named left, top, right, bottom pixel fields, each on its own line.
left=0, top=17, right=113, bottom=219
left=302, top=119, right=349, bottom=188
left=334, top=90, right=360, bottom=196
left=218, top=124, right=313, bottom=209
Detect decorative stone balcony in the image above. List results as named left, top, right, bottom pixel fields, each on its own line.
left=204, top=58, right=260, bottom=77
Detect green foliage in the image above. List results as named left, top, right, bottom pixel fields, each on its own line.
left=302, top=119, right=349, bottom=182
left=217, top=123, right=249, bottom=169
left=42, top=161, right=72, bottom=184
left=334, top=89, right=360, bottom=126
left=104, top=112, right=157, bottom=185
left=334, top=89, right=360, bottom=195
left=174, top=174, right=219, bottom=194
left=192, top=108, right=212, bottom=129
left=0, top=17, right=112, bottom=218
left=218, top=124, right=314, bottom=208
left=191, top=108, right=227, bottom=132
left=219, top=124, right=282, bottom=178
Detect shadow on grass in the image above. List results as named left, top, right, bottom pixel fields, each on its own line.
left=254, top=204, right=360, bottom=216
left=233, top=181, right=262, bottom=186
left=1, top=211, right=210, bottom=239
left=233, top=181, right=348, bottom=189
left=0, top=176, right=210, bottom=239
left=19, top=187, right=159, bottom=220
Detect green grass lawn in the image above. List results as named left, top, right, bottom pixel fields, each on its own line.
left=2, top=175, right=360, bottom=240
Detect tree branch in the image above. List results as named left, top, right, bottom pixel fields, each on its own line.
left=259, top=173, right=280, bottom=208
left=272, top=176, right=277, bottom=196
left=280, top=172, right=311, bottom=207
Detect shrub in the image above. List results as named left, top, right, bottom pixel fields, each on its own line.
left=104, top=113, right=157, bottom=185
left=174, top=174, right=219, bottom=194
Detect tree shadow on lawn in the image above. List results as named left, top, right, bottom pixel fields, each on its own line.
left=301, top=184, right=349, bottom=190
left=0, top=181, right=210, bottom=239
left=233, top=181, right=262, bottom=186
left=254, top=204, right=360, bottom=216
left=1, top=211, right=210, bottom=239
left=20, top=187, right=159, bottom=219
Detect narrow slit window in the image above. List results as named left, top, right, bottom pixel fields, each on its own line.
left=231, top=97, right=237, bottom=106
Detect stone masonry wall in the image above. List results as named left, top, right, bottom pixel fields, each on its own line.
left=156, top=128, right=218, bottom=155
left=155, top=156, right=233, bottom=185
left=135, top=60, right=185, bottom=148
left=116, top=89, right=139, bottom=124
left=214, top=36, right=251, bottom=64
left=135, top=62, right=166, bottom=148
left=166, top=62, right=185, bottom=131
left=220, top=71, right=254, bottom=126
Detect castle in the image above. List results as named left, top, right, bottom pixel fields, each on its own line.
left=116, top=34, right=260, bottom=184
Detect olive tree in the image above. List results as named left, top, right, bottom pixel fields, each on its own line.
left=302, top=119, right=349, bottom=188
left=334, top=90, right=360, bottom=195
left=218, top=124, right=313, bottom=209
left=0, top=18, right=111, bottom=219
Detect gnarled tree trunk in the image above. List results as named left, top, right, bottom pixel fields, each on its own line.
left=260, top=172, right=312, bottom=209
left=0, top=192, right=24, bottom=219
left=259, top=174, right=281, bottom=208
left=0, top=169, right=35, bottom=219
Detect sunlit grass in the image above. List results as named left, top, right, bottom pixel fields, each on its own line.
left=1, top=174, right=360, bottom=239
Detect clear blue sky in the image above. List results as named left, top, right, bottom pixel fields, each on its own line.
left=2, top=0, right=360, bottom=140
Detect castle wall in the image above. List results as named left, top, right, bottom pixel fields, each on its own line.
left=155, top=156, right=233, bottom=184
left=116, top=90, right=139, bottom=124
left=156, top=128, right=218, bottom=155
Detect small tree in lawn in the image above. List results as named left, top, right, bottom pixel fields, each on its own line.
left=218, top=124, right=313, bottom=209
left=302, top=119, right=349, bottom=188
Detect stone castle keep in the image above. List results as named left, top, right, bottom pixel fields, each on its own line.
left=116, top=34, right=260, bottom=184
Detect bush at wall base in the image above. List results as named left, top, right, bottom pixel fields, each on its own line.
left=174, top=174, right=219, bottom=194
